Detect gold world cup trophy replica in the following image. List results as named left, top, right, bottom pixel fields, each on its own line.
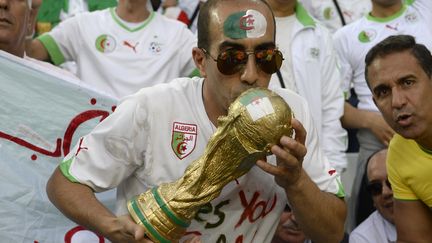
left=128, top=88, right=293, bottom=242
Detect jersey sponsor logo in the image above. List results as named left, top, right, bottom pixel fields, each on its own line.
left=123, top=41, right=139, bottom=53
left=358, top=29, right=377, bottom=43
left=405, top=12, right=418, bottom=24
left=385, top=23, right=399, bottom=31
left=171, top=122, right=197, bottom=159
left=328, top=169, right=337, bottom=176
left=95, top=34, right=116, bottom=53
left=75, top=137, right=88, bottom=156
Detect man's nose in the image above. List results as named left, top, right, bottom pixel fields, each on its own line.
left=0, top=0, right=9, bottom=9
left=391, top=88, right=407, bottom=109
left=240, top=52, right=259, bottom=85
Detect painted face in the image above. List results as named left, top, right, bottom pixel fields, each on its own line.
left=223, top=9, right=267, bottom=40
left=0, top=0, right=30, bottom=56
left=368, top=51, right=432, bottom=143
left=367, top=151, right=394, bottom=224
left=201, top=0, right=277, bottom=117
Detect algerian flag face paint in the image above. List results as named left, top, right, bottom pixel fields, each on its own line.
left=223, top=9, right=267, bottom=39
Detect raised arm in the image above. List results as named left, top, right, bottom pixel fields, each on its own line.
left=257, top=119, right=346, bottom=243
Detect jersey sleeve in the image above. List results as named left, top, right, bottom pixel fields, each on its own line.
left=318, top=25, right=348, bottom=172
left=333, top=29, right=354, bottom=100
left=273, top=89, right=346, bottom=198
left=37, top=15, right=83, bottom=66
left=60, top=95, right=149, bottom=192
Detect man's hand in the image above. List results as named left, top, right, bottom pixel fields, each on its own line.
left=256, top=118, right=307, bottom=188
left=106, top=214, right=151, bottom=243
left=342, top=102, right=395, bottom=146
left=367, top=112, right=395, bottom=146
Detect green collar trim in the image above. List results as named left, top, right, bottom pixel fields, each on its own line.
left=295, top=2, right=316, bottom=27
left=405, top=0, right=414, bottom=6
left=63, top=0, right=68, bottom=12
left=110, top=7, right=155, bottom=32
left=418, top=143, right=432, bottom=155
left=366, top=4, right=407, bottom=23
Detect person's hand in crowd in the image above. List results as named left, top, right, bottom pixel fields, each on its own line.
left=107, top=214, right=150, bottom=243
left=113, top=215, right=203, bottom=243
left=367, top=112, right=395, bottom=146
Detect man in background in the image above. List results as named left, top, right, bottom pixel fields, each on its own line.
left=27, top=0, right=197, bottom=98
left=365, top=34, right=432, bottom=242
left=0, top=0, right=33, bottom=57
left=333, top=0, right=432, bottom=230
left=266, top=0, right=348, bottom=173
left=350, top=149, right=396, bottom=242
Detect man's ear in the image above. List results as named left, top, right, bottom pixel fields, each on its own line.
left=192, top=47, right=207, bottom=78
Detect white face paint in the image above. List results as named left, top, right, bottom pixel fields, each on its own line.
left=243, top=9, right=267, bottom=38
left=223, top=9, right=267, bottom=39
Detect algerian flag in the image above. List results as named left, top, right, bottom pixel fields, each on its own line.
left=223, top=9, right=267, bottom=39
left=239, top=89, right=275, bottom=121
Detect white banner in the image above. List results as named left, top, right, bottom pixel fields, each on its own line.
left=0, top=51, right=118, bottom=243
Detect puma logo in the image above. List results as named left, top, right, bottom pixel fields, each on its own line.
left=75, top=137, right=88, bottom=156
left=385, top=23, right=399, bottom=31
left=123, top=41, right=139, bottom=53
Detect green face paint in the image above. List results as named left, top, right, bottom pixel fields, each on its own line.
left=223, top=9, right=267, bottom=39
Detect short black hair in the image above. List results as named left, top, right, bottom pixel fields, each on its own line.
left=197, top=0, right=275, bottom=50
left=364, top=35, right=432, bottom=88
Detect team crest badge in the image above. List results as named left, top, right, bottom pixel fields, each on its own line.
left=95, top=34, right=116, bottom=53
left=149, top=41, right=162, bottom=54
left=323, top=7, right=334, bottom=20
left=310, top=47, right=320, bottom=59
left=171, top=122, right=197, bottom=159
left=358, top=29, right=377, bottom=43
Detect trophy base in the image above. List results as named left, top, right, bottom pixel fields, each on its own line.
left=127, top=187, right=189, bottom=242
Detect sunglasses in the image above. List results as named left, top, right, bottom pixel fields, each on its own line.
left=201, top=48, right=284, bottom=75
left=366, top=179, right=392, bottom=196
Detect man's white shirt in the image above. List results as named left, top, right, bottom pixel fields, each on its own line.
left=39, top=8, right=197, bottom=98
left=61, top=77, right=344, bottom=242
